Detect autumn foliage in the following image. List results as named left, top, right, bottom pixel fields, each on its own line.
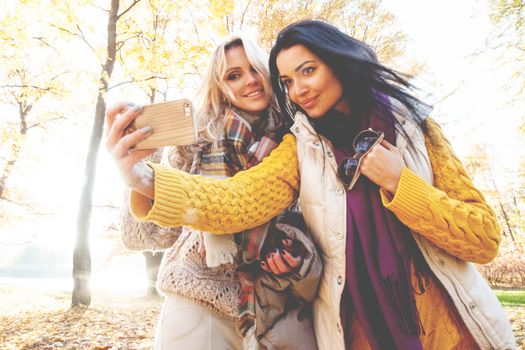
left=477, top=242, right=525, bottom=289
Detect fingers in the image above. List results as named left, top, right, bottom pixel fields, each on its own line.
left=260, top=249, right=302, bottom=275
left=105, top=102, right=133, bottom=130
left=361, top=142, right=389, bottom=165
left=265, top=251, right=282, bottom=274
left=363, top=140, right=401, bottom=166
left=260, top=260, right=270, bottom=272
left=359, top=138, right=404, bottom=193
left=380, top=139, right=395, bottom=150
left=112, top=126, right=153, bottom=159
left=281, top=249, right=302, bottom=268
left=114, top=105, right=143, bottom=133
left=282, top=238, right=293, bottom=250
left=105, top=105, right=143, bottom=152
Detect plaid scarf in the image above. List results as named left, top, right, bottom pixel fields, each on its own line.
left=189, top=107, right=282, bottom=338
left=224, top=108, right=281, bottom=173
left=183, top=108, right=280, bottom=178
left=224, top=108, right=282, bottom=338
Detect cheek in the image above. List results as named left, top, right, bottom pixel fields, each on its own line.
left=332, top=75, right=344, bottom=97
left=287, top=88, right=297, bottom=103
left=332, top=84, right=343, bottom=101
left=254, top=73, right=264, bottom=85
left=226, top=82, right=243, bottom=101
left=287, top=84, right=301, bottom=104
left=324, top=78, right=342, bottom=103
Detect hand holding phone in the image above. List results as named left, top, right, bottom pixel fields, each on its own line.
left=126, top=99, right=197, bottom=149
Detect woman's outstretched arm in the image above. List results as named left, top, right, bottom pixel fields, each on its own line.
left=105, top=102, right=300, bottom=235
left=130, top=134, right=300, bottom=234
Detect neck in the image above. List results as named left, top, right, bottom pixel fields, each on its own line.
left=313, top=108, right=359, bottom=151
left=334, top=96, right=351, bottom=118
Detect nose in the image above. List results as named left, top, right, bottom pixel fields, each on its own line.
left=246, top=70, right=258, bottom=86
left=290, top=79, right=308, bottom=101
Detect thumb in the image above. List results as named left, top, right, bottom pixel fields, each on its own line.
left=130, top=148, right=158, bottom=163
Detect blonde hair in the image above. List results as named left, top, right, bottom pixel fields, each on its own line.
left=194, top=34, right=279, bottom=141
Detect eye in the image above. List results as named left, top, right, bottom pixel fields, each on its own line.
left=250, top=66, right=258, bottom=74
left=303, top=66, right=315, bottom=75
left=281, top=79, right=293, bottom=87
left=227, top=72, right=240, bottom=81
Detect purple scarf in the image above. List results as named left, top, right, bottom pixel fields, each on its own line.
left=334, top=110, right=430, bottom=350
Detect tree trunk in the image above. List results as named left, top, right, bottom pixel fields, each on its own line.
left=1, top=106, right=29, bottom=199
left=72, top=0, right=120, bottom=307
left=149, top=86, right=156, bottom=104
left=143, top=251, right=163, bottom=296
left=486, top=165, right=517, bottom=245
left=0, top=139, right=23, bottom=199
left=72, top=92, right=106, bottom=307
left=497, top=201, right=517, bottom=244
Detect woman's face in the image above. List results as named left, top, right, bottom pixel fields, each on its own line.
left=276, top=44, right=350, bottom=118
left=223, top=45, right=269, bottom=114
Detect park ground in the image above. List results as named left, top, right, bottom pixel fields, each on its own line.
left=0, top=284, right=524, bottom=349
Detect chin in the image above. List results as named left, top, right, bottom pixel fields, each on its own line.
left=305, top=110, right=325, bottom=119
left=246, top=101, right=269, bottom=114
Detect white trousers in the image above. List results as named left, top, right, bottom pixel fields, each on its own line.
left=154, top=294, right=244, bottom=350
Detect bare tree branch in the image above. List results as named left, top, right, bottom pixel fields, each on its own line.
left=432, top=80, right=466, bottom=105
left=240, top=0, right=252, bottom=30
left=76, top=24, right=97, bottom=53
left=51, top=24, right=97, bottom=54
left=188, top=6, right=200, bottom=39
left=27, top=115, right=67, bottom=130
left=107, top=76, right=160, bottom=91
left=93, top=4, right=110, bottom=13
left=0, top=237, right=36, bottom=246
left=0, top=85, right=58, bottom=95
left=32, top=36, right=60, bottom=53
left=115, top=33, right=143, bottom=56
left=0, top=197, right=33, bottom=208
left=117, top=0, right=142, bottom=20
left=93, top=204, right=121, bottom=209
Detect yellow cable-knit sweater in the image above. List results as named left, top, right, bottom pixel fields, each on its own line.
left=131, top=119, right=500, bottom=349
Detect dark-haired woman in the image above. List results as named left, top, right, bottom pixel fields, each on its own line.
left=107, top=20, right=515, bottom=349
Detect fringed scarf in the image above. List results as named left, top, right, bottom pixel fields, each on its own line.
left=194, top=107, right=281, bottom=346
left=320, top=102, right=431, bottom=350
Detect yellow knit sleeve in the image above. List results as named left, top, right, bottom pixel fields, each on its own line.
left=130, top=134, right=300, bottom=234
left=381, top=119, right=501, bottom=263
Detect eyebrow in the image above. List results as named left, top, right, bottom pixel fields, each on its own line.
left=280, top=60, right=315, bottom=78
left=225, top=67, right=240, bottom=75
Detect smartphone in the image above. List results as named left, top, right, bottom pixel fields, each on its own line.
left=127, top=99, right=197, bottom=149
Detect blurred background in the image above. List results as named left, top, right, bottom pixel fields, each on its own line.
left=0, top=0, right=524, bottom=347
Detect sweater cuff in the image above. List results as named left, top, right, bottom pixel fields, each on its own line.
left=381, top=167, right=431, bottom=219
left=129, top=163, right=187, bottom=227
left=129, top=190, right=153, bottom=219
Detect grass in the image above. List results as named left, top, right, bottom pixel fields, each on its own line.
left=494, top=289, right=525, bottom=306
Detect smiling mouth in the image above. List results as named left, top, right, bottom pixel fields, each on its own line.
left=300, top=96, right=317, bottom=109
left=244, top=90, right=264, bottom=98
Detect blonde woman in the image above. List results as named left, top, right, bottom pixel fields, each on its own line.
left=110, top=35, right=320, bottom=350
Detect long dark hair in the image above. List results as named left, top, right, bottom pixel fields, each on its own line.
left=269, top=19, right=430, bottom=145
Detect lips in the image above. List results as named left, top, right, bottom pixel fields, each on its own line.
left=299, top=96, right=317, bottom=109
left=244, top=89, right=264, bottom=98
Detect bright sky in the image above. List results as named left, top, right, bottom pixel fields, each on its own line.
left=386, top=0, right=523, bottom=187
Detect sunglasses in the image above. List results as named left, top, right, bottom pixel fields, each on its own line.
left=336, top=128, right=384, bottom=190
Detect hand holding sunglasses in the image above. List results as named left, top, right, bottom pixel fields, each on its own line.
left=337, top=128, right=405, bottom=193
